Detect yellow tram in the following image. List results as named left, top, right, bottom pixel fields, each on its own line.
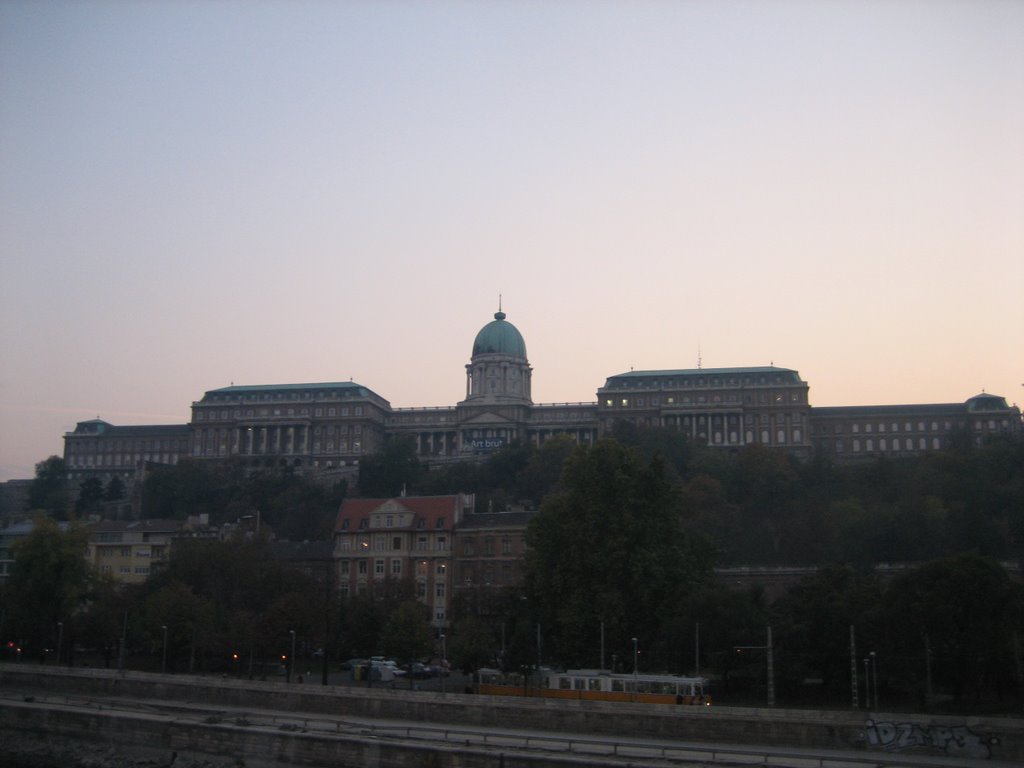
left=476, top=668, right=711, bottom=705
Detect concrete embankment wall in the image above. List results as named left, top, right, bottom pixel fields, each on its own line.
left=0, top=697, right=559, bottom=768
left=2, top=665, right=1023, bottom=765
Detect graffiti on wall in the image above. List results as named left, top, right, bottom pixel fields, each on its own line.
left=865, top=719, right=998, bottom=760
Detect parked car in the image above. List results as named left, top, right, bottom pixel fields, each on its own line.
left=405, top=662, right=432, bottom=679
left=370, top=657, right=405, bottom=678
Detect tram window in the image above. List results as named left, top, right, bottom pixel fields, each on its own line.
left=588, top=678, right=602, bottom=691
left=558, top=677, right=571, bottom=690
left=574, top=678, right=586, bottom=691
left=612, top=680, right=625, bottom=692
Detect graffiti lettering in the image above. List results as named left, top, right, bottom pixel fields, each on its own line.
left=865, top=719, right=996, bottom=760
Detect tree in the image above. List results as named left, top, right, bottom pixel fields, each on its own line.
left=880, top=555, right=1023, bottom=702
left=448, top=614, right=497, bottom=673
left=27, top=456, right=70, bottom=518
left=381, top=600, right=435, bottom=664
left=772, top=565, right=883, bottom=695
left=74, top=476, right=105, bottom=515
left=139, top=580, right=216, bottom=673
left=524, top=440, right=712, bottom=670
left=104, top=475, right=126, bottom=502
left=356, top=435, right=424, bottom=497
left=518, top=435, right=575, bottom=505
left=5, top=516, right=93, bottom=660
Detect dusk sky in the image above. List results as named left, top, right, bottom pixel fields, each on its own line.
left=1, top=1, right=1022, bottom=481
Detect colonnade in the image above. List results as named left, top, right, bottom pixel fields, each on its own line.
left=235, top=424, right=309, bottom=454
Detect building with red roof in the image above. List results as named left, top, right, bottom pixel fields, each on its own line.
left=334, top=493, right=476, bottom=630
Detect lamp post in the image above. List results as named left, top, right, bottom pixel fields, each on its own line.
left=863, top=657, right=871, bottom=710
left=56, top=622, right=63, bottom=667
left=870, top=651, right=878, bottom=710
left=288, top=630, right=296, bottom=683
left=118, top=610, right=128, bottom=673
left=632, top=637, right=638, bottom=677
left=161, top=625, right=168, bottom=674
left=440, top=634, right=448, bottom=693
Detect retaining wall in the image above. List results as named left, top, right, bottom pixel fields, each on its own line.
left=2, top=665, right=1022, bottom=765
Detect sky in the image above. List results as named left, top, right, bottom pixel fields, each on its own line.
left=1, top=0, right=1022, bottom=481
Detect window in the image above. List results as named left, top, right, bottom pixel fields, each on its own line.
left=463, top=539, right=476, bottom=556
left=417, top=536, right=428, bottom=551
left=392, top=536, right=402, bottom=551
left=339, top=560, right=350, bottom=575
left=484, top=538, right=494, bottom=555
left=501, top=537, right=511, bottom=555
left=391, top=559, right=402, bottom=576
left=374, top=559, right=385, bottom=576
left=435, top=582, right=446, bottom=598
left=436, top=536, right=447, bottom=551
left=358, top=561, right=367, bottom=575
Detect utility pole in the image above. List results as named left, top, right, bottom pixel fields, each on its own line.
left=850, top=625, right=858, bottom=709
left=734, top=625, right=774, bottom=707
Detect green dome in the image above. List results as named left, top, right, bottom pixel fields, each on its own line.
left=472, top=311, right=527, bottom=358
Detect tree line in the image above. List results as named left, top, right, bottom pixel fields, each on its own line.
left=8, top=427, right=1024, bottom=711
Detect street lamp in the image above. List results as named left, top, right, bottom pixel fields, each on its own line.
left=161, top=625, right=168, bottom=674
left=56, top=622, right=63, bottom=667
left=288, top=630, right=296, bottom=683
left=440, top=634, right=447, bottom=694
left=870, top=651, right=878, bottom=710
left=863, top=657, right=871, bottom=710
left=632, top=637, right=638, bottom=677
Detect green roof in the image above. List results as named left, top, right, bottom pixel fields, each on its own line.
left=206, top=381, right=364, bottom=394
left=609, top=366, right=796, bottom=378
left=472, top=311, right=527, bottom=358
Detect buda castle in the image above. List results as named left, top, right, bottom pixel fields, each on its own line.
left=63, top=309, right=1021, bottom=481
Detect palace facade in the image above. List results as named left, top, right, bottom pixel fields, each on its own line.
left=63, top=309, right=1021, bottom=481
